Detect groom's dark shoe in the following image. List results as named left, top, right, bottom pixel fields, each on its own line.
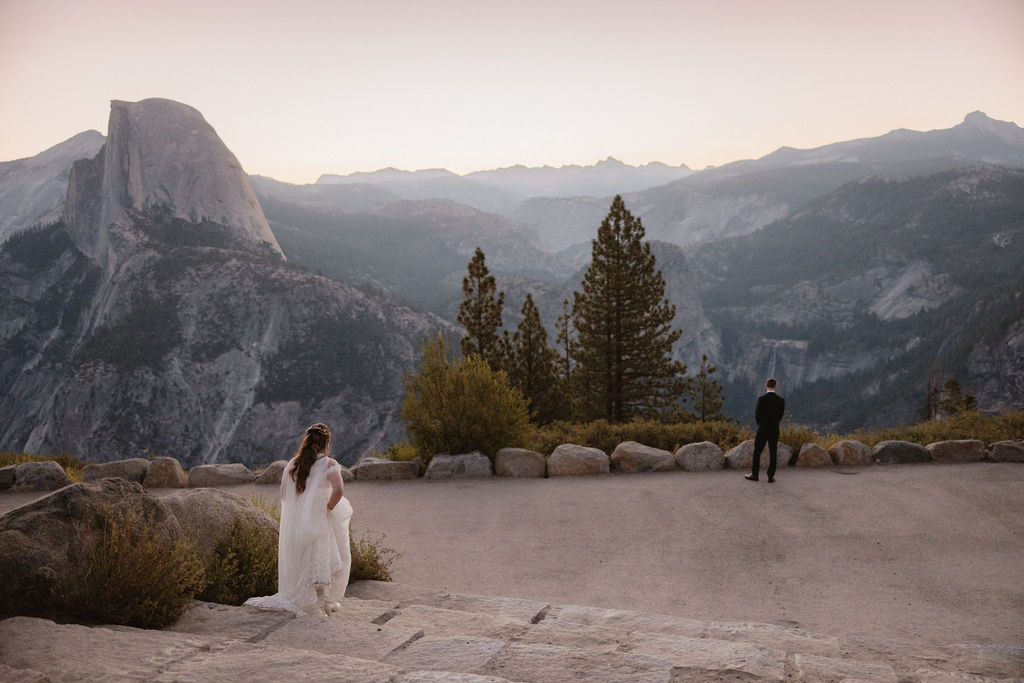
left=744, top=474, right=758, bottom=481
left=768, top=476, right=776, bottom=483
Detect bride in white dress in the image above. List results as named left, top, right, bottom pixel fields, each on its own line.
left=245, top=423, right=352, bottom=616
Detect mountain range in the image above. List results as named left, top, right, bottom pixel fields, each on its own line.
left=1, top=101, right=1022, bottom=464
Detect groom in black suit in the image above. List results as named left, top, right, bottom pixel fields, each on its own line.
left=746, top=378, right=785, bottom=483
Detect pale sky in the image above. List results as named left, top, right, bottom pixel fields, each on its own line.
left=1, top=0, right=1022, bottom=184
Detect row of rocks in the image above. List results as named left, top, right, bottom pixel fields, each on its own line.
left=3, top=439, right=1021, bottom=492
left=351, top=438, right=1024, bottom=481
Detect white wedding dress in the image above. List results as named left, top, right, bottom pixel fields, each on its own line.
left=245, top=454, right=352, bottom=615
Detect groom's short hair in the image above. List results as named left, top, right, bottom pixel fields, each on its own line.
left=766, top=378, right=777, bottom=389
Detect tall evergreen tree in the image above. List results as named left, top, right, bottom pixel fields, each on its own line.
left=509, top=293, right=559, bottom=423
left=689, top=354, right=725, bottom=421
left=572, top=195, right=686, bottom=421
left=456, top=247, right=505, bottom=370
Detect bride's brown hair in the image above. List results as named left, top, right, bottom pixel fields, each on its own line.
left=290, top=423, right=331, bottom=493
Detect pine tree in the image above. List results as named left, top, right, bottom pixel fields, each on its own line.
left=572, top=195, right=686, bottom=421
left=508, top=293, right=559, bottom=423
left=456, top=247, right=505, bottom=370
left=689, top=354, right=725, bottom=421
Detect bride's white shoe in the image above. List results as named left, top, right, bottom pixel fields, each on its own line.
left=326, top=601, right=342, bottom=613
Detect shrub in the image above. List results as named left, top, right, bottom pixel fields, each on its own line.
left=0, top=451, right=88, bottom=482
left=61, top=501, right=204, bottom=628
left=372, top=441, right=424, bottom=462
left=350, top=531, right=400, bottom=583
left=402, top=334, right=530, bottom=462
left=197, top=515, right=278, bottom=606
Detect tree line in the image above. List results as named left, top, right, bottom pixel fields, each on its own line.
left=455, top=195, right=725, bottom=425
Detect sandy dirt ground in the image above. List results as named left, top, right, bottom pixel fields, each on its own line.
left=3, top=462, right=1022, bottom=647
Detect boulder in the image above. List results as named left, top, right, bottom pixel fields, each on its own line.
left=872, top=440, right=931, bottom=465
left=10, top=461, right=73, bottom=492
left=610, top=441, right=676, bottom=473
left=927, top=439, right=985, bottom=464
left=989, top=440, right=1024, bottom=463
left=255, top=460, right=288, bottom=485
left=795, top=443, right=832, bottom=468
left=82, top=457, right=150, bottom=484
left=494, top=448, right=546, bottom=477
left=546, top=444, right=609, bottom=477
left=424, top=452, right=494, bottom=479
left=0, top=479, right=182, bottom=619
left=143, top=456, right=189, bottom=488
left=723, top=440, right=794, bottom=471
left=188, top=463, right=255, bottom=487
left=355, top=456, right=421, bottom=481
left=828, top=440, right=872, bottom=467
left=674, top=441, right=725, bottom=471
left=159, top=487, right=278, bottom=563
left=0, top=465, right=16, bottom=491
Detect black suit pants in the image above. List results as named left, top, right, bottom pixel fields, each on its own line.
left=751, top=431, right=778, bottom=479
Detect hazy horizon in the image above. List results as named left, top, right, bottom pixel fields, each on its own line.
left=2, top=0, right=1023, bottom=183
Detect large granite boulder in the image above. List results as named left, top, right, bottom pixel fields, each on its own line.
left=159, top=488, right=278, bottom=563
left=188, top=463, right=255, bottom=487
left=355, top=456, right=421, bottom=481
left=494, top=448, right=546, bottom=477
left=0, top=465, right=16, bottom=491
left=795, top=443, right=832, bottom=468
left=424, top=452, right=494, bottom=479
left=989, top=440, right=1024, bottom=463
left=547, top=444, right=609, bottom=477
left=828, top=440, right=872, bottom=467
left=927, top=439, right=985, bottom=464
left=143, top=456, right=190, bottom=488
left=610, top=441, right=676, bottom=473
left=0, top=479, right=182, bottom=619
left=674, top=441, right=725, bottom=471
left=10, top=461, right=73, bottom=492
left=254, top=460, right=288, bottom=485
left=82, top=458, right=150, bottom=484
left=723, top=440, right=794, bottom=471
left=872, top=440, right=931, bottom=465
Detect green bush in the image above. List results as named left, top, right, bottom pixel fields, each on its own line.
left=350, top=531, right=400, bottom=583
left=197, top=515, right=279, bottom=606
left=61, top=501, right=205, bottom=628
left=402, top=334, right=530, bottom=462
left=371, top=441, right=424, bottom=462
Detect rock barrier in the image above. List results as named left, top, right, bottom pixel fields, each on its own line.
left=2, top=438, right=1021, bottom=492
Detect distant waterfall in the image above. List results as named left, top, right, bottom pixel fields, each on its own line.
left=768, top=343, right=777, bottom=379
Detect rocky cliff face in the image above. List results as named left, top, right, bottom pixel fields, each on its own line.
left=0, top=130, right=105, bottom=244
left=0, top=99, right=445, bottom=466
left=65, top=99, right=282, bottom=268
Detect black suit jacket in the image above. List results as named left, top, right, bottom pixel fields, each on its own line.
left=755, top=391, right=785, bottom=436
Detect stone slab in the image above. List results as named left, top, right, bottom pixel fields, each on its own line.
left=0, top=616, right=212, bottom=681
left=167, top=600, right=296, bottom=640
left=331, top=597, right=401, bottom=624
left=263, top=616, right=423, bottom=660
left=384, top=604, right=526, bottom=640
left=440, top=593, right=550, bottom=623
left=794, top=653, right=898, bottom=682
left=484, top=642, right=673, bottom=683
left=624, top=632, right=787, bottom=681
left=547, top=604, right=704, bottom=638
left=399, top=671, right=511, bottom=683
left=346, top=580, right=449, bottom=607
left=386, top=636, right=506, bottom=675
left=704, top=620, right=842, bottom=658
left=154, top=639, right=400, bottom=682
